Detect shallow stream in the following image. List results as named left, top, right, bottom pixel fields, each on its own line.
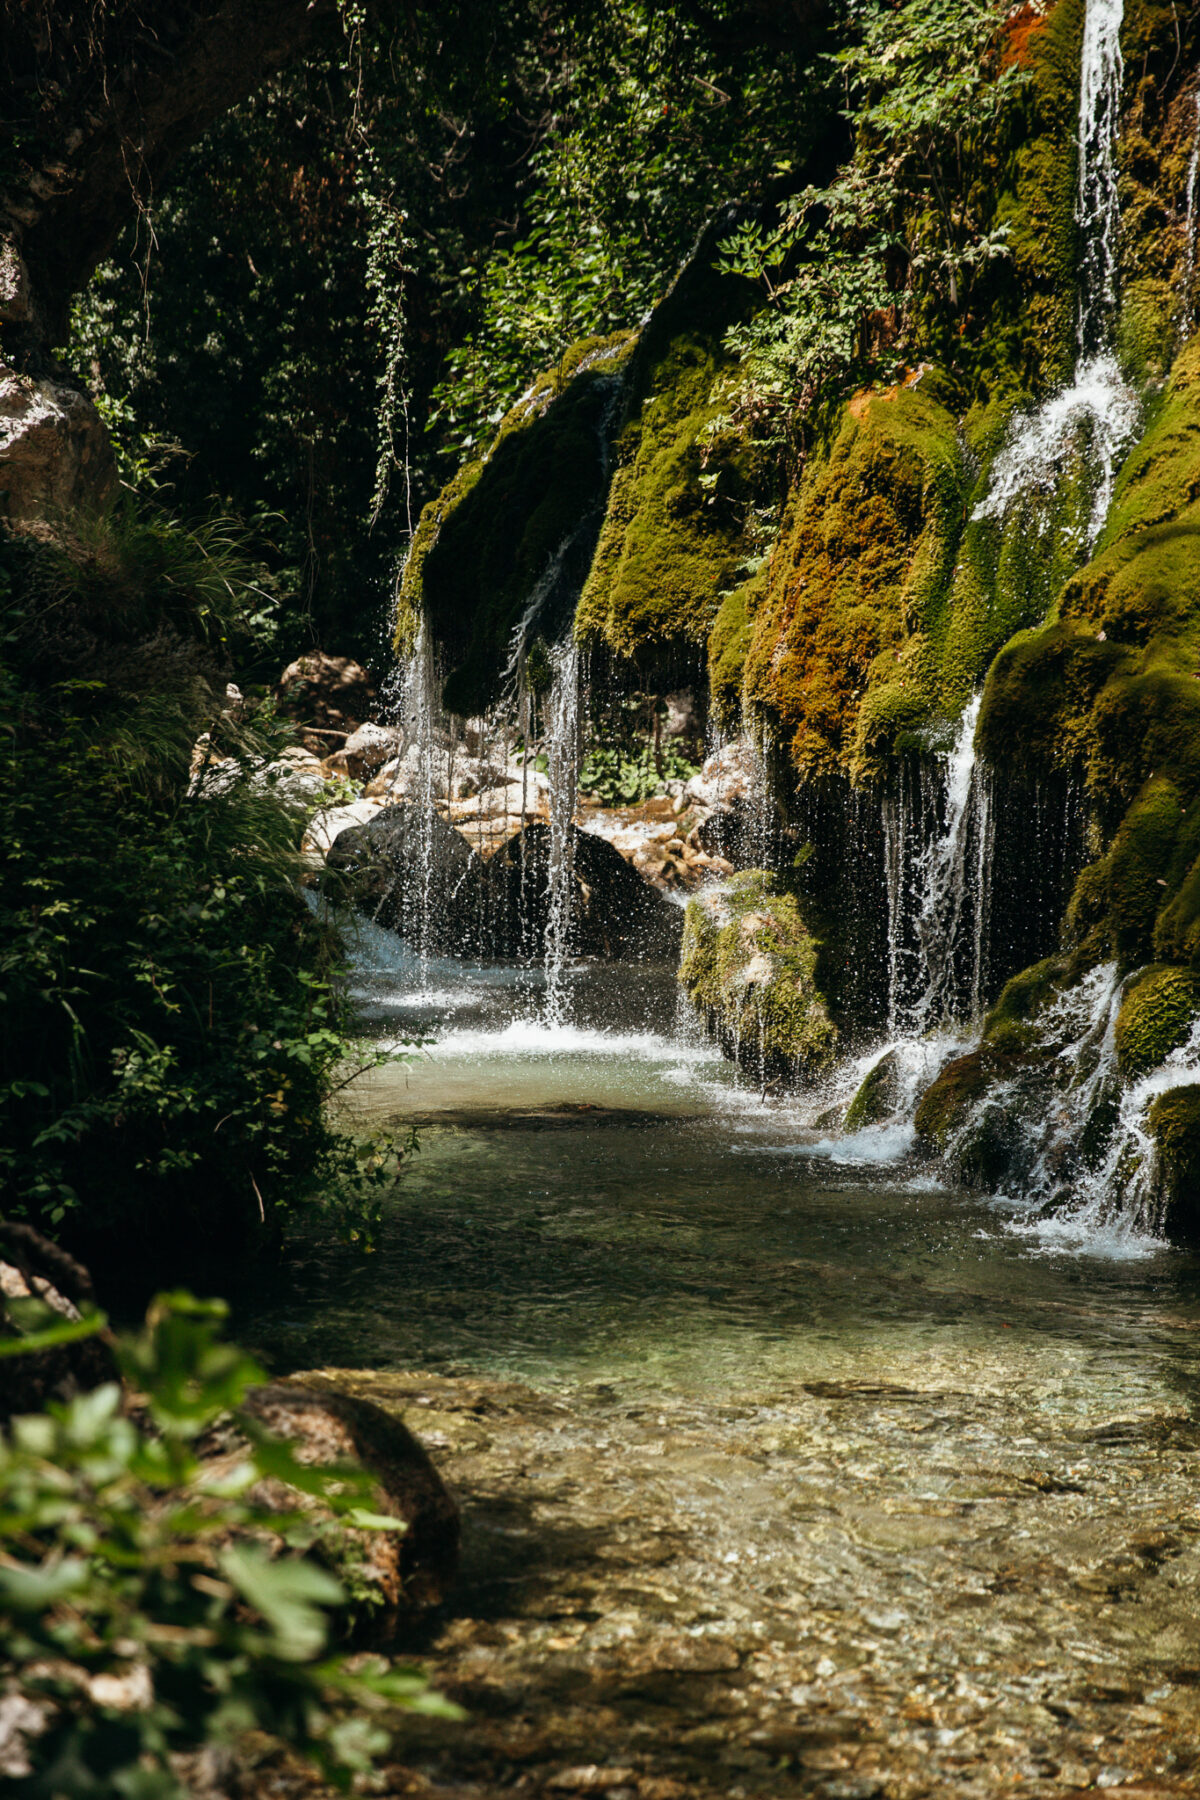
left=243, top=942, right=1200, bottom=1797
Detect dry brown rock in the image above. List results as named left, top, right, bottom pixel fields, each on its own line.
left=232, top=1383, right=460, bottom=1626
left=275, top=653, right=376, bottom=741
left=0, top=365, right=115, bottom=529
left=0, top=1219, right=115, bottom=1421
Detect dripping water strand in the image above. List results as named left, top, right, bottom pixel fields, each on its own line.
left=542, top=637, right=582, bottom=1027
left=883, top=698, right=987, bottom=1036
left=1076, top=0, right=1125, bottom=354
left=1182, top=85, right=1200, bottom=337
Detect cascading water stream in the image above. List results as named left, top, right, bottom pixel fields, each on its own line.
left=973, top=0, right=1136, bottom=552
left=1075, top=0, right=1125, bottom=355
left=385, top=621, right=441, bottom=981
left=933, top=962, right=1200, bottom=1252
left=883, top=697, right=989, bottom=1037
left=1182, top=86, right=1200, bottom=336
left=541, top=637, right=582, bottom=1026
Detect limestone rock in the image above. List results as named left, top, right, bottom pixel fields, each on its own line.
left=304, top=797, right=382, bottom=855
left=479, top=820, right=684, bottom=962
left=0, top=365, right=115, bottom=529
left=329, top=720, right=402, bottom=780
left=683, top=737, right=759, bottom=812
left=324, top=800, right=478, bottom=949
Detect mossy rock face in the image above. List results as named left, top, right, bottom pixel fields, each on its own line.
left=742, top=381, right=967, bottom=781
left=842, top=1049, right=900, bottom=1132
left=575, top=216, right=763, bottom=684
left=913, top=1046, right=1035, bottom=1187
left=978, top=338, right=1200, bottom=969
left=982, top=953, right=1071, bottom=1054
left=1148, top=1084, right=1200, bottom=1242
left=395, top=332, right=635, bottom=716
left=678, top=870, right=836, bottom=1083
left=913, top=1048, right=1000, bottom=1151
left=1114, top=965, right=1199, bottom=1077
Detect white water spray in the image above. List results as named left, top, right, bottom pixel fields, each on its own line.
left=976, top=963, right=1200, bottom=1254
left=973, top=0, right=1136, bottom=552
left=971, top=352, right=1139, bottom=551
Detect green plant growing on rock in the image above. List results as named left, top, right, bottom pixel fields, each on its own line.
left=0, top=1291, right=458, bottom=1798
left=679, top=870, right=836, bottom=1084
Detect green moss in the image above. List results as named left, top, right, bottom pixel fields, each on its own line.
left=708, top=563, right=767, bottom=727
left=843, top=1049, right=899, bottom=1131
left=913, top=1046, right=1021, bottom=1150
left=394, top=332, right=635, bottom=715
left=1114, top=964, right=1199, bottom=1076
left=982, top=953, right=1070, bottom=1053
left=575, top=334, right=752, bottom=671
left=1148, top=1084, right=1200, bottom=1241
left=969, top=0, right=1085, bottom=400
left=976, top=339, right=1200, bottom=970
left=678, top=869, right=836, bottom=1082
left=741, top=381, right=967, bottom=781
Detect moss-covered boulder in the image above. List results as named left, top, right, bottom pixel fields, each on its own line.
left=575, top=212, right=764, bottom=687
left=679, top=870, right=836, bottom=1083
left=1148, top=1085, right=1200, bottom=1242
left=396, top=332, right=635, bottom=716
left=1114, top=965, right=1199, bottom=1077
left=912, top=1045, right=1036, bottom=1188
left=842, top=1049, right=900, bottom=1132
left=979, top=336, right=1200, bottom=970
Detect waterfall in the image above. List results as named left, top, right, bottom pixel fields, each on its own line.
left=942, top=963, right=1200, bottom=1250
left=541, top=636, right=582, bottom=1026
left=972, top=0, right=1136, bottom=552
left=1075, top=0, right=1125, bottom=355
left=971, top=354, right=1139, bottom=551
left=1182, top=87, right=1200, bottom=337
left=883, top=698, right=989, bottom=1035
left=387, top=621, right=441, bottom=975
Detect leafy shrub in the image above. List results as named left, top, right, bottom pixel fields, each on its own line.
left=0, top=1291, right=458, bottom=1797
left=0, top=509, right=394, bottom=1283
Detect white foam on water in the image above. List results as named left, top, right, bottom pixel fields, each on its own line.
left=792, top=1122, right=919, bottom=1166
left=403, top=1020, right=715, bottom=1062
left=996, top=1195, right=1165, bottom=1263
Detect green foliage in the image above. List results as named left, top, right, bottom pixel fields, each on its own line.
left=423, top=1, right=832, bottom=460
left=577, top=695, right=699, bottom=804
left=717, top=0, right=1025, bottom=456
left=0, top=508, right=396, bottom=1276
left=0, top=1292, right=458, bottom=1797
